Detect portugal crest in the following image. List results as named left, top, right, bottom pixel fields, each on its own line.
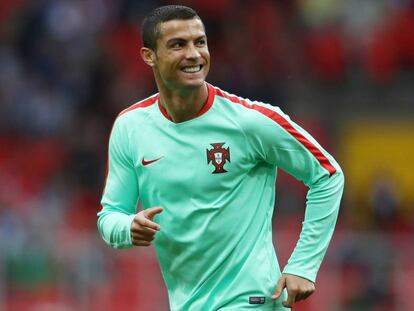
left=206, top=143, right=230, bottom=174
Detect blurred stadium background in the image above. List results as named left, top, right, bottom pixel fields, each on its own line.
left=1, top=0, right=414, bottom=310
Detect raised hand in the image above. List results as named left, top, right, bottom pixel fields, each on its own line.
left=130, top=206, right=163, bottom=246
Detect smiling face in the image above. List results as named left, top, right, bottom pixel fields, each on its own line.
left=141, top=18, right=210, bottom=93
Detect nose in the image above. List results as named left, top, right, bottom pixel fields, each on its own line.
left=185, top=43, right=201, bottom=59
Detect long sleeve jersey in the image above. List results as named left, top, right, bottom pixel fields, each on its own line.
left=97, top=83, right=344, bottom=311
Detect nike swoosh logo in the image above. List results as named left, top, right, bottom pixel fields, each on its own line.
left=142, top=156, right=163, bottom=166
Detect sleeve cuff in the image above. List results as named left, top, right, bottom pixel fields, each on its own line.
left=124, top=213, right=137, bottom=247
left=282, top=267, right=316, bottom=283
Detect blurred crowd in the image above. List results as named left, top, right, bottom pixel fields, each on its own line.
left=0, top=0, right=413, bottom=310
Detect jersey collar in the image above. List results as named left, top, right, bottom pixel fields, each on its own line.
left=158, top=83, right=215, bottom=122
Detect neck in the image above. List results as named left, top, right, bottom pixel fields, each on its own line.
left=157, top=83, right=208, bottom=123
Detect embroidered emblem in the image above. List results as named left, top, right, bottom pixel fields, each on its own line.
left=206, top=143, right=230, bottom=174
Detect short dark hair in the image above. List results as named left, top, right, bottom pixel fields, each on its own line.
left=141, top=5, right=202, bottom=50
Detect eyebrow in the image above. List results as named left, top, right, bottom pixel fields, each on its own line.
left=166, top=35, right=207, bottom=45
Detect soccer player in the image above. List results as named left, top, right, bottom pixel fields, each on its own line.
left=97, top=5, right=344, bottom=311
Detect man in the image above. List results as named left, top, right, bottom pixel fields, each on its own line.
left=97, top=5, right=344, bottom=311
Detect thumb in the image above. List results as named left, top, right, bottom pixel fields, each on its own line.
left=144, top=206, right=164, bottom=220
left=272, top=275, right=286, bottom=300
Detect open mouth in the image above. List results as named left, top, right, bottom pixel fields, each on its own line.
left=181, top=65, right=203, bottom=73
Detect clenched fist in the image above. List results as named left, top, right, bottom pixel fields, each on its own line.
left=130, top=206, right=163, bottom=246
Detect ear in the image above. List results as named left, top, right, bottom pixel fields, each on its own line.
left=140, top=47, right=156, bottom=67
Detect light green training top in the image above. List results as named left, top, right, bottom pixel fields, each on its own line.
left=97, top=83, right=344, bottom=311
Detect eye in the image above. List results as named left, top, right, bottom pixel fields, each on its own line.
left=169, top=40, right=185, bottom=49
left=197, top=39, right=207, bottom=46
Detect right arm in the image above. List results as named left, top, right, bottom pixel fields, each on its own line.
left=97, top=117, right=139, bottom=249
left=97, top=117, right=163, bottom=248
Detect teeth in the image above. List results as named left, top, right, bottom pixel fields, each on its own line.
left=182, top=65, right=201, bottom=73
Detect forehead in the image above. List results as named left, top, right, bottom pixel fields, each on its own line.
left=157, top=18, right=206, bottom=42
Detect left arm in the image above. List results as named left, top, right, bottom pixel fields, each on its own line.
left=247, top=103, right=344, bottom=307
